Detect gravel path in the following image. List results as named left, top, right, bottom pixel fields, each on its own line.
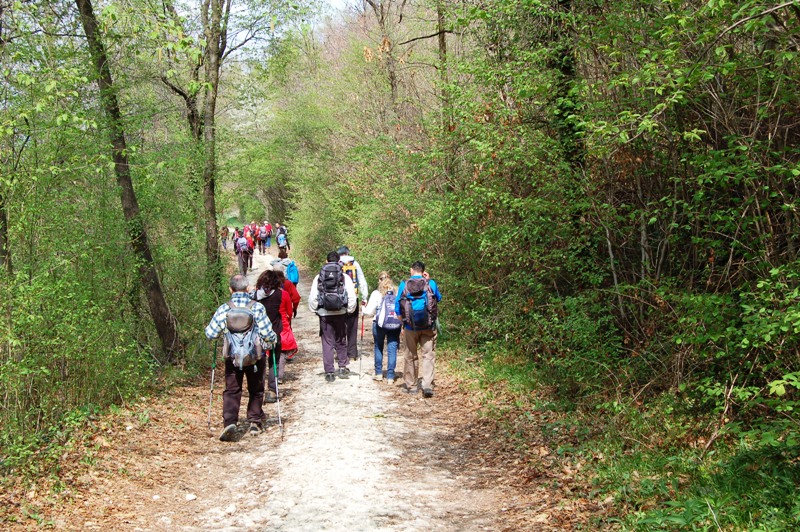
left=190, top=251, right=501, bottom=530
left=29, top=250, right=546, bottom=531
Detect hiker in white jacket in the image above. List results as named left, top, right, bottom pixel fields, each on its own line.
left=337, top=246, right=369, bottom=363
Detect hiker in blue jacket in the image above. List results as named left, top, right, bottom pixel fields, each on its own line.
left=396, top=261, right=442, bottom=398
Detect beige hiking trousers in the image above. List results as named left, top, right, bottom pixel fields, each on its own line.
left=402, top=328, right=437, bottom=390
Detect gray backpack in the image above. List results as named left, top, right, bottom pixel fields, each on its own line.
left=222, top=300, right=264, bottom=369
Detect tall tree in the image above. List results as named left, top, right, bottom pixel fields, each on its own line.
left=75, top=0, right=181, bottom=361
left=155, top=0, right=297, bottom=290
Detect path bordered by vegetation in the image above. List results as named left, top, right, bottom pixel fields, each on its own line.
left=5, top=252, right=599, bottom=530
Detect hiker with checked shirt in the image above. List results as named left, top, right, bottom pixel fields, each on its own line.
left=396, top=261, right=442, bottom=398
left=206, top=274, right=277, bottom=441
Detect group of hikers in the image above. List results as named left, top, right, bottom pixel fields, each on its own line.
left=219, top=221, right=290, bottom=276
left=205, top=240, right=442, bottom=442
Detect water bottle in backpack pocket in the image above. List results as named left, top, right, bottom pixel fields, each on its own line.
left=378, top=291, right=402, bottom=330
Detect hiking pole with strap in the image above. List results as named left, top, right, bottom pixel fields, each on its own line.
left=272, top=348, right=284, bottom=440
left=207, top=339, right=219, bottom=432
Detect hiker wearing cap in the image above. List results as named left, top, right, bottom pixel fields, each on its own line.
left=363, top=271, right=402, bottom=385
left=309, top=251, right=357, bottom=381
left=337, top=246, right=368, bottom=362
left=396, top=261, right=442, bottom=398
left=205, top=274, right=277, bottom=441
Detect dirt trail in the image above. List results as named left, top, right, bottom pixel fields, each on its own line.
left=20, top=250, right=582, bottom=530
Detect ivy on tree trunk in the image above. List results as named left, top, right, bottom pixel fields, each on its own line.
left=75, top=0, right=182, bottom=363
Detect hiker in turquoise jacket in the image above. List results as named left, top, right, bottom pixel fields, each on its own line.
left=395, top=261, right=442, bottom=398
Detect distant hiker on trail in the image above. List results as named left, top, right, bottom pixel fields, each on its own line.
left=245, top=230, right=255, bottom=270
left=234, top=232, right=251, bottom=275
left=338, top=246, right=368, bottom=362
left=363, top=271, right=402, bottom=385
left=256, top=221, right=270, bottom=255
left=205, top=274, right=277, bottom=441
left=308, top=251, right=357, bottom=382
left=220, top=225, right=229, bottom=251
left=275, top=222, right=290, bottom=253
left=252, top=269, right=287, bottom=401
left=396, top=261, right=442, bottom=398
left=276, top=249, right=300, bottom=287
left=264, top=221, right=273, bottom=249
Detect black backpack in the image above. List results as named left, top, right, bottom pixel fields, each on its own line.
left=317, top=262, right=348, bottom=311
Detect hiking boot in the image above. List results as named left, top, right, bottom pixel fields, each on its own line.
left=265, top=391, right=278, bottom=403
left=373, top=374, right=383, bottom=382
left=400, top=383, right=418, bottom=394
left=249, top=422, right=263, bottom=435
left=219, top=424, right=237, bottom=442
left=386, top=378, right=396, bottom=385
left=337, top=367, right=351, bottom=379
left=422, top=388, right=434, bottom=398
left=277, top=377, right=284, bottom=385
left=325, top=372, right=336, bottom=382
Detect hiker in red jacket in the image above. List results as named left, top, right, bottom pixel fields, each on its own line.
left=245, top=231, right=255, bottom=270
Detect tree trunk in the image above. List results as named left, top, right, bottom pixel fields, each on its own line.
left=437, top=2, right=449, bottom=132
left=201, top=0, right=222, bottom=290
left=0, top=196, right=11, bottom=275
left=75, top=0, right=182, bottom=362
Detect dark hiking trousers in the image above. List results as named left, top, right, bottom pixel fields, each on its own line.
left=319, top=314, right=348, bottom=373
left=345, top=306, right=360, bottom=360
left=222, top=357, right=266, bottom=426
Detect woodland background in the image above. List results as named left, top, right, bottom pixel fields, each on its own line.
left=2, top=0, right=800, bottom=528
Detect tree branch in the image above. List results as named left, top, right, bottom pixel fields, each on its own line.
left=398, top=29, right=453, bottom=46
left=160, top=75, right=191, bottom=103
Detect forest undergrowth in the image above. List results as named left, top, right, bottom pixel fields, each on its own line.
left=3, top=0, right=800, bottom=529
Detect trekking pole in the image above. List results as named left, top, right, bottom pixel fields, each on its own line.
left=207, top=339, right=218, bottom=432
left=272, top=349, right=284, bottom=440
left=359, top=313, right=364, bottom=379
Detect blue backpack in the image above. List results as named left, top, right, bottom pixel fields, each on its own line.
left=399, top=278, right=438, bottom=330
left=277, top=233, right=287, bottom=247
left=285, top=261, right=299, bottom=284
